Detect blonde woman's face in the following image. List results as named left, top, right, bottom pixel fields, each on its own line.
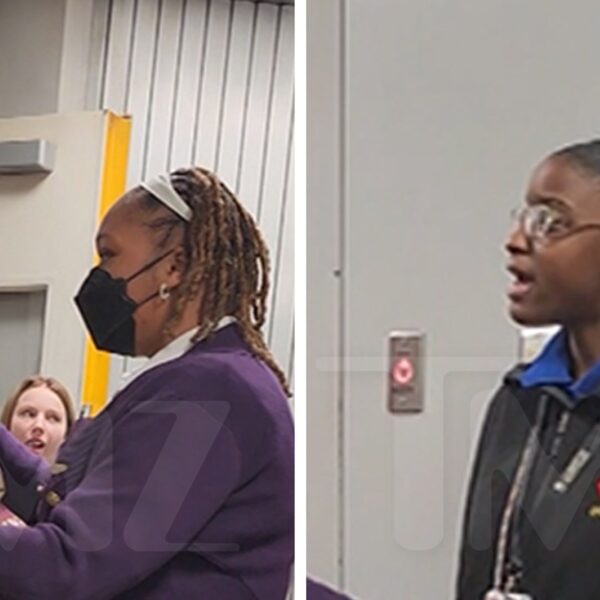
left=10, top=386, right=68, bottom=463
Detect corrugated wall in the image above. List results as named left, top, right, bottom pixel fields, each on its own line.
left=87, top=0, right=294, bottom=393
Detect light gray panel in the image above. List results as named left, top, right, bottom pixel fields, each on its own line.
left=214, top=0, right=255, bottom=184
left=306, top=0, right=342, bottom=586
left=192, top=0, right=233, bottom=169
left=169, top=0, right=210, bottom=169
left=102, top=0, right=136, bottom=112
left=58, top=0, right=98, bottom=114
left=236, top=3, right=278, bottom=214
left=0, top=140, right=56, bottom=174
left=145, top=0, right=185, bottom=175
left=0, top=0, right=66, bottom=117
left=0, top=291, right=46, bottom=406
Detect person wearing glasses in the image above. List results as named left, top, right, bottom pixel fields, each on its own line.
left=456, top=140, right=600, bottom=600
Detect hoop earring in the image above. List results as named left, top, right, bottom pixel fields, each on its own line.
left=159, top=283, right=170, bottom=301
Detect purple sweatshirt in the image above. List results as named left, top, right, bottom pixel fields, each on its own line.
left=0, top=325, right=294, bottom=599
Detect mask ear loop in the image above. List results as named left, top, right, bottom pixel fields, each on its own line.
left=123, top=248, right=177, bottom=308
left=124, top=248, right=175, bottom=283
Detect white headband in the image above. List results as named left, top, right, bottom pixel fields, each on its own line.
left=140, top=174, right=192, bottom=222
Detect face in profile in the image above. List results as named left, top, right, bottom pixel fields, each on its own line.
left=94, top=192, right=184, bottom=357
left=505, top=154, right=600, bottom=328
left=9, top=386, right=68, bottom=463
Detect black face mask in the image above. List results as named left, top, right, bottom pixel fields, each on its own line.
left=74, top=250, right=173, bottom=356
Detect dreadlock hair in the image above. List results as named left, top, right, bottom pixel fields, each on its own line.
left=553, top=139, right=600, bottom=180
left=137, top=166, right=291, bottom=397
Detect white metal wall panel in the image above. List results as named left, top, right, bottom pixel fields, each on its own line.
left=256, top=8, right=293, bottom=344
left=214, top=1, right=255, bottom=183
left=269, top=135, right=294, bottom=373
left=91, top=0, right=294, bottom=391
left=145, top=0, right=185, bottom=176
left=169, top=0, right=209, bottom=169
left=236, top=3, right=278, bottom=215
left=192, top=0, right=232, bottom=169
left=123, top=0, right=161, bottom=183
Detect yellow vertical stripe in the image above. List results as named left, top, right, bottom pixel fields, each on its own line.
left=80, top=112, right=131, bottom=416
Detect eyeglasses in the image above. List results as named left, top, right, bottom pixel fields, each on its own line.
left=510, top=204, right=600, bottom=245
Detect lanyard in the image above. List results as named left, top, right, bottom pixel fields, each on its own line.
left=492, top=396, right=548, bottom=593
left=492, top=393, right=600, bottom=594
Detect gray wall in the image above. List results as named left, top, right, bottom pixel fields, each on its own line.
left=308, top=1, right=600, bottom=598
left=0, top=0, right=67, bottom=117
left=0, top=291, right=46, bottom=403
left=307, top=0, right=342, bottom=583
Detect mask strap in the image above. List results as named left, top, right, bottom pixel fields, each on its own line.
left=134, top=288, right=162, bottom=309
left=124, top=248, right=175, bottom=283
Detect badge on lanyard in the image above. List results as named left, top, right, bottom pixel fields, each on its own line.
left=553, top=421, right=600, bottom=494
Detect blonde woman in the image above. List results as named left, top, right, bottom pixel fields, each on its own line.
left=0, top=376, right=75, bottom=526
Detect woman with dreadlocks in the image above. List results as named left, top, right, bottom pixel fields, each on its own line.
left=0, top=167, right=293, bottom=599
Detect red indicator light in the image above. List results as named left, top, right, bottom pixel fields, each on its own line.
left=392, top=357, right=414, bottom=385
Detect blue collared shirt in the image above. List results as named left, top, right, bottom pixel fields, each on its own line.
left=520, top=329, right=600, bottom=402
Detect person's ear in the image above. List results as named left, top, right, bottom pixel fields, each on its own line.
left=163, top=246, right=186, bottom=288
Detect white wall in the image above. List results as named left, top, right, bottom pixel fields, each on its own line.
left=0, top=112, right=108, bottom=407
left=81, top=0, right=294, bottom=393
left=308, top=0, right=600, bottom=598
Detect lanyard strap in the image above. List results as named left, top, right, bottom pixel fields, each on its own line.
left=493, top=395, right=548, bottom=591
left=493, top=393, right=600, bottom=592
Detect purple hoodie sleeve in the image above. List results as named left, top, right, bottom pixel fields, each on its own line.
left=0, top=423, right=49, bottom=486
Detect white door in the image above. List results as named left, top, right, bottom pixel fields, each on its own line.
left=308, top=1, right=600, bottom=598
left=0, top=111, right=129, bottom=413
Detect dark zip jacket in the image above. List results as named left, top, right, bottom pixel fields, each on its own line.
left=456, top=366, right=600, bottom=599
